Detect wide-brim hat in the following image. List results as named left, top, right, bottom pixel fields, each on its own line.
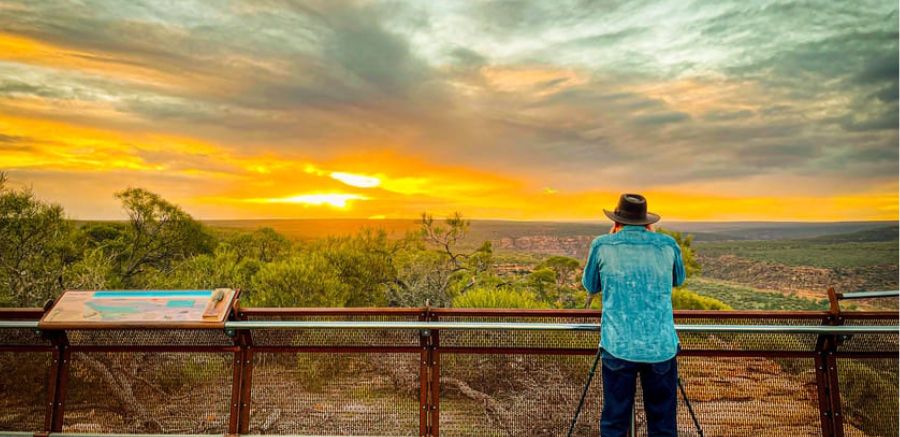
left=603, top=193, right=660, bottom=225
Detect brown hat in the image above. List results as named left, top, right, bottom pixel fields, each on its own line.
left=603, top=193, right=660, bottom=225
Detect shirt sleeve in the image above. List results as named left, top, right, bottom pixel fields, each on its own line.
left=672, top=243, right=686, bottom=287
left=582, top=242, right=602, bottom=295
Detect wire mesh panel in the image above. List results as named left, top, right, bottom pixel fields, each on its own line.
left=249, top=352, right=420, bottom=435
left=0, top=326, right=51, bottom=346
left=66, top=329, right=233, bottom=346
left=631, top=356, right=820, bottom=437
left=247, top=315, right=422, bottom=347
left=837, top=358, right=898, bottom=437
left=0, top=351, right=51, bottom=432
left=838, top=318, right=899, bottom=353
left=440, top=353, right=602, bottom=436
left=63, top=352, right=233, bottom=434
left=677, top=317, right=825, bottom=352
left=438, top=315, right=600, bottom=349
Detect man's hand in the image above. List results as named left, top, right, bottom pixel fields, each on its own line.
left=584, top=293, right=595, bottom=309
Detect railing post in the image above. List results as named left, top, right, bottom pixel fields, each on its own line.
left=238, top=317, right=254, bottom=434
left=43, top=330, right=69, bottom=433
left=228, top=294, right=246, bottom=436
left=418, top=308, right=441, bottom=436
left=430, top=311, right=441, bottom=437
left=814, top=288, right=845, bottom=437
left=419, top=309, right=430, bottom=436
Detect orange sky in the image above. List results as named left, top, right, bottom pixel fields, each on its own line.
left=0, top=2, right=897, bottom=221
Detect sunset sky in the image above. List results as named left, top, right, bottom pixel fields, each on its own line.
left=0, top=1, right=897, bottom=221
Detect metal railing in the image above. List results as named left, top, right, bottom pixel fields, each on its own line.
left=0, top=296, right=897, bottom=437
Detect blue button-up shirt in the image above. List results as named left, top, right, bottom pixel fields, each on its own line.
left=582, top=225, right=686, bottom=363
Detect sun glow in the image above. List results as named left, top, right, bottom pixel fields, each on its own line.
left=329, top=172, right=381, bottom=188
left=250, top=193, right=368, bottom=208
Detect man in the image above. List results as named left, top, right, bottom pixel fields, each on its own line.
left=582, top=193, right=686, bottom=436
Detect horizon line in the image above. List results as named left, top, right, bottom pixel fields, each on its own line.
left=69, top=217, right=899, bottom=225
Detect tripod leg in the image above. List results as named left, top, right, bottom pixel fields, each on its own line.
left=677, top=377, right=703, bottom=437
left=567, top=348, right=603, bottom=437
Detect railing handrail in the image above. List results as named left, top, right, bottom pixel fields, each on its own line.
left=6, top=305, right=898, bottom=321
left=838, top=290, right=900, bottom=300
left=223, top=320, right=898, bottom=334
left=2, top=319, right=896, bottom=334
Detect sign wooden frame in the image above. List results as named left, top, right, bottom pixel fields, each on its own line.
left=38, top=289, right=238, bottom=329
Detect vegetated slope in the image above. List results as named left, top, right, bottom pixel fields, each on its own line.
left=805, top=225, right=899, bottom=243
left=685, top=277, right=827, bottom=311
left=667, top=221, right=895, bottom=241
left=694, top=226, right=898, bottom=309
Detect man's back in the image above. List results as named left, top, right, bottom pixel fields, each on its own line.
left=582, top=225, right=686, bottom=363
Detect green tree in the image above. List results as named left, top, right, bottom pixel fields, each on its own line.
left=64, top=248, right=116, bottom=291
left=224, top=227, right=291, bottom=263
left=146, top=243, right=262, bottom=291
left=313, top=229, right=401, bottom=307
left=249, top=253, right=350, bottom=307
left=0, top=174, right=75, bottom=306
left=110, top=188, right=215, bottom=286
left=389, top=247, right=456, bottom=307
left=537, top=255, right=581, bottom=288
left=405, top=212, right=500, bottom=306
left=527, top=267, right=558, bottom=302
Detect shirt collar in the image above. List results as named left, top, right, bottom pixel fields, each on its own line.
left=619, top=225, right=647, bottom=232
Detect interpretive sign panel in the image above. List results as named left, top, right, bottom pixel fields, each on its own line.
left=39, top=289, right=237, bottom=329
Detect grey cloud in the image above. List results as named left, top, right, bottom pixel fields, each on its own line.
left=448, top=47, right=488, bottom=69
left=872, top=82, right=898, bottom=102
left=632, top=112, right=690, bottom=126
left=703, top=110, right=755, bottom=122
left=835, top=110, right=898, bottom=132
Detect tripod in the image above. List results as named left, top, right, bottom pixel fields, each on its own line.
left=678, top=376, right=704, bottom=436
left=566, top=351, right=704, bottom=436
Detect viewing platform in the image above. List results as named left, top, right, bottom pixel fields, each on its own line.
left=0, top=290, right=896, bottom=437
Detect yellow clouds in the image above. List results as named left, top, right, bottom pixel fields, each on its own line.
left=0, top=114, right=232, bottom=176
left=0, top=115, right=157, bottom=171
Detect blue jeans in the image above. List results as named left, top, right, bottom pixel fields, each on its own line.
left=600, top=349, right=678, bottom=436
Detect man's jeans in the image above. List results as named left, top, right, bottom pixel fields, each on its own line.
left=600, top=349, right=678, bottom=436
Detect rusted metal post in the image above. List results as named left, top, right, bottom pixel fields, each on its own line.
left=419, top=309, right=430, bottom=436
left=42, top=330, right=69, bottom=433
left=228, top=293, right=245, bottom=435
left=813, top=350, right=834, bottom=437
left=824, top=351, right=845, bottom=436
left=238, top=315, right=254, bottom=434
left=815, top=288, right=845, bottom=437
left=429, top=311, right=441, bottom=436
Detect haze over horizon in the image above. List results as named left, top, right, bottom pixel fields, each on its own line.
left=0, top=1, right=897, bottom=221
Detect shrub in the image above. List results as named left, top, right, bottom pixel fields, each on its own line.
left=248, top=253, right=350, bottom=307
left=672, top=288, right=731, bottom=310
left=452, top=286, right=547, bottom=309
